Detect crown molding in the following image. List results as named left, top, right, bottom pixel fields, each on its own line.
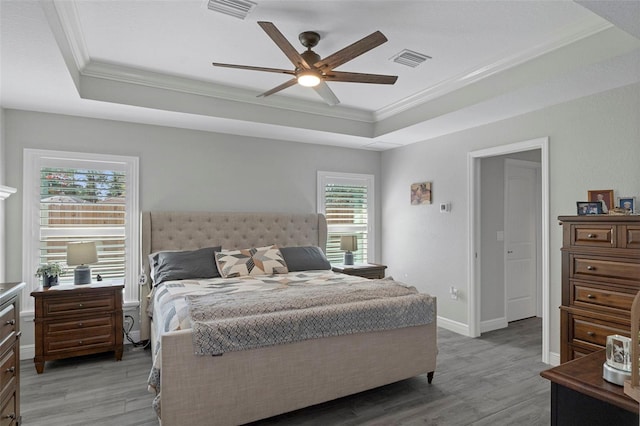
left=52, top=0, right=90, bottom=71
left=0, top=186, right=17, bottom=201
left=374, top=17, right=613, bottom=121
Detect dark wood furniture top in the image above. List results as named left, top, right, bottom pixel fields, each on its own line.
left=332, top=263, right=387, bottom=279
left=558, top=215, right=640, bottom=363
left=541, top=349, right=638, bottom=413
left=0, top=282, right=25, bottom=426
left=31, top=283, right=124, bottom=374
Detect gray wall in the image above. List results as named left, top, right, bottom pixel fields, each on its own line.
left=381, top=82, right=640, bottom=358
left=2, top=110, right=382, bottom=349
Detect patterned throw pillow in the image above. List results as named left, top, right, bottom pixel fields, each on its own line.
left=215, top=245, right=289, bottom=278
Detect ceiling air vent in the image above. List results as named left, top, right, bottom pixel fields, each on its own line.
left=391, top=49, right=431, bottom=68
left=206, top=0, right=257, bottom=19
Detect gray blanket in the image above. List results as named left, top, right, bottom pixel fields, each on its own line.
left=187, top=279, right=435, bottom=355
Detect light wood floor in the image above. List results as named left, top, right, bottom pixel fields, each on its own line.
left=21, top=318, right=550, bottom=425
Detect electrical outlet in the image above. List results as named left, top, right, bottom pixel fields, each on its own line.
left=449, top=286, right=458, bottom=300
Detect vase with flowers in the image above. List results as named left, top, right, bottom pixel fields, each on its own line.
left=35, top=263, right=66, bottom=287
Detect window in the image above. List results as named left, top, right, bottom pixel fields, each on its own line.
left=22, top=150, right=139, bottom=311
left=317, top=171, right=374, bottom=264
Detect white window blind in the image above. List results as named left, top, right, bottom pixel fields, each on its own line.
left=23, top=150, right=139, bottom=312
left=317, top=172, right=374, bottom=264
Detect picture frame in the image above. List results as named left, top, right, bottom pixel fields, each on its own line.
left=588, top=189, right=614, bottom=214
left=617, top=196, right=636, bottom=213
left=577, top=201, right=602, bottom=215
left=410, top=182, right=432, bottom=205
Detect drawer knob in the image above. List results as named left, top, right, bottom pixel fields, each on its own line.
left=78, top=303, right=84, bottom=308
left=2, top=414, right=15, bottom=420
left=6, top=366, right=15, bottom=373
left=78, top=323, right=84, bottom=327
left=587, top=233, right=597, bottom=238
left=587, top=331, right=595, bottom=336
left=587, top=294, right=596, bottom=299
left=4, top=319, right=15, bottom=326
left=587, top=266, right=595, bottom=271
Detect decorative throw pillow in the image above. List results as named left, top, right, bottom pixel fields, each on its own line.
left=215, top=245, right=289, bottom=278
left=279, top=246, right=331, bottom=271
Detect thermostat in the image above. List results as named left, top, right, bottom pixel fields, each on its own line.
left=439, top=202, right=451, bottom=213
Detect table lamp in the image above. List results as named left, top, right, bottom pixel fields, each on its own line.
left=340, top=236, right=358, bottom=265
left=67, top=241, right=98, bottom=285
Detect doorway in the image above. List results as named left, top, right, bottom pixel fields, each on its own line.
left=467, top=137, right=550, bottom=364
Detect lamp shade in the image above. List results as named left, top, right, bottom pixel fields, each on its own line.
left=67, top=241, right=98, bottom=266
left=340, top=236, right=358, bottom=252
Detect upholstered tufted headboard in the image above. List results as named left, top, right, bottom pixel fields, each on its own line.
left=139, top=211, right=327, bottom=341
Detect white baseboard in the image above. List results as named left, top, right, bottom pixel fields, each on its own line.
left=124, top=330, right=141, bottom=345
left=548, top=351, right=560, bottom=366
left=437, top=315, right=470, bottom=336
left=480, top=317, right=508, bottom=333
left=20, top=344, right=35, bottom=361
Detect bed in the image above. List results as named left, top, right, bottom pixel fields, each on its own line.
left=140, top=211, right=437, bottom=426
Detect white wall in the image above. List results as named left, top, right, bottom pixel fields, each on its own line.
left=2, top=109, right=382, bottom=350
left=381, top=82, right=640, bottom=356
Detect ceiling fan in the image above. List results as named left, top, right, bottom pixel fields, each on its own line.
left=212, top=21, right=398, bottom=106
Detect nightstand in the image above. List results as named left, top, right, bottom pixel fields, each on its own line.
left=31, top=283, right=124, bottom=374
left=332, top=263, right=387, bottom=279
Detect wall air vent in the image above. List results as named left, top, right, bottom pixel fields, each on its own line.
left=206, top=0, right=257, bottom=19
left=391, top=49, right=431, bottom=68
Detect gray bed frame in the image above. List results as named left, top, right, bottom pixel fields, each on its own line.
left=140, top=211, right=437, bottom=426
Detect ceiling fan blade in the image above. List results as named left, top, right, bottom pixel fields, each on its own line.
left=212, top=62, right=295, bottom=76
left=257, top=78, right=298, bottom=98
left=326, top=71, right=397, bottom=85
left=315, top=31, right=388, bottom=71
left=257, top=21, right=311, bottom=69
left=313, top=82, right=340, bottom=106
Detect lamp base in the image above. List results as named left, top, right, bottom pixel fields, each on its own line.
left=74, top=265, right=92, bottom=285
left=344, top=251, right=354, bottom=265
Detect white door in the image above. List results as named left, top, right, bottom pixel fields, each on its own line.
left=504, top=160, right=540, bottom=322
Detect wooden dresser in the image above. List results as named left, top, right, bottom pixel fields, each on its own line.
left=31, top=283, right=124, bottom=374
left=559, top=215, right=640, bottom=363
left=0, top=282, right=25, bottom=426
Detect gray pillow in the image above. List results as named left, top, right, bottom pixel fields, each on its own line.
left=153, top=246, right=221, bottom=285
left=280, top=246, right=331, bottom=272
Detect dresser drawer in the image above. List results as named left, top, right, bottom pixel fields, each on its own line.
left=572, top=317, right=629, bottom=347
left=572, top=282, right=635, bottom=312
left=43, top=293, right=115, bottom=317
left=0, top=347, right=17, bottom=405
left=570, top=225, right=615, bottom=248
left=572, top=256, right=640, bottom=283
left=0, top=393, right=16, bottom=426
left=0, top=305, right=16, bottom=349
left=622, top=226, right=640, bottom=250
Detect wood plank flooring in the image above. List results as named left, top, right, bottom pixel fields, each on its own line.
left=20, top=318, right=550, bottom=425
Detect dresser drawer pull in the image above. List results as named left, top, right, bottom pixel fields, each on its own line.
left=587, top=294, right=596, bottom=299
left=78, top=303, right=84, bottom=308
left=586, top=266, right=595, bottom=271
left=2, top=414, right=15, bottom=420
left=4, top=319, right=15, bottom=326
left=586, top=331, right=596, bottom=337
left=587, top=233, right=597, bottom=238
left=5, top=366, right=15, bottom=373
left=78, top=322, right=84, bottom=327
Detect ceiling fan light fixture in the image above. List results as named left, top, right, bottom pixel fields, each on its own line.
left=297, top=71, right=321, bottom=87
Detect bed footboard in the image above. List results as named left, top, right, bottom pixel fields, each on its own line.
left=159, top=321, right=437, bottom=426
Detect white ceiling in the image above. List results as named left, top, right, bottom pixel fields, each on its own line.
left=2, top=0, right=639, bottom=150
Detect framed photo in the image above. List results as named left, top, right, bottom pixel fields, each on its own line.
left=577, top=201, right=602, bottom=215
left=588, top=189, right=614, bottom=214
left=617, top=196, right=636, bottom=213
left=411, top=182, right=432, bottom=205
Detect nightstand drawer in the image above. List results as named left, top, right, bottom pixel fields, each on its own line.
left=46, top=316, right=113, bottom=334
left=43, top=294, right=115, bottom=317
left=46, top=330, right=114, bottom=354
left=0, top=347, right=17, bottom=404
left=0, top=305, right=16, bottom=348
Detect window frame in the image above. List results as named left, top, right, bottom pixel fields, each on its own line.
left=22, top=149, right=140, bottom=312
left=317, top=171, right=375, bottom=264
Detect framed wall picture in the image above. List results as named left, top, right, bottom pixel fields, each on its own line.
left=617, top=196, right=636, bottom=213
left=411, top=182, right=432, bottom=205
left=588, top=189, right=614, bottom=214
left=577, top=201, right=602, bottom=215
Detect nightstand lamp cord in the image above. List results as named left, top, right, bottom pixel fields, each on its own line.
left=123, top=314, right=150, bottom=348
